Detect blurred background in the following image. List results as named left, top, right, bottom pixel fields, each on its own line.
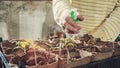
left=0, top=0, right=61, bottom=40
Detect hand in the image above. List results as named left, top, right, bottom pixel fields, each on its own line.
left=63, top=15, right=84, bottom=34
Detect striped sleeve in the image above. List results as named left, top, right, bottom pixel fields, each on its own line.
left=92, top=0, right=120, bottom=41
left=53, top=0, right=71, bottom=27
left=71, top=0, right=116, bottom=34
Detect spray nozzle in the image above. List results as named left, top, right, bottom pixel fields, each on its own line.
left=69, top=9, right=78, bottom=22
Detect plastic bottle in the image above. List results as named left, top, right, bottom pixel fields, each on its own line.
left=69, top=9, right=78, bottom=23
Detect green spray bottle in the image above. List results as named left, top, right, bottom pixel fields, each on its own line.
left=69, top=9, right=78, bottom=23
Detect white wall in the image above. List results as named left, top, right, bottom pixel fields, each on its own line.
left=0, top=1, right=61, bottom=40
left=0, top=22, right=9, bottom=40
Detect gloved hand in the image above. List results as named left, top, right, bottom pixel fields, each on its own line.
left=117, top=34, right=120, bottom=41
left=115, top=34, right=120, bottom=41
left=0, top=37, right=2, bottom=43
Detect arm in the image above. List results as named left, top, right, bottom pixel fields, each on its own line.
left=92, top=0, right=120, bottom=41
left=53, top=0, right=71, bottom=27
left=53, top=0, right=84, bottom=34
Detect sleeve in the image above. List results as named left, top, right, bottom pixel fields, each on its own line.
left=52, top=0, right=72, bottom=27
left=92, top=0, right=120, bottom=41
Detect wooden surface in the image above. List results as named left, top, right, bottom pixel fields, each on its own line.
left=76, top=56, right=120, bottom=68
